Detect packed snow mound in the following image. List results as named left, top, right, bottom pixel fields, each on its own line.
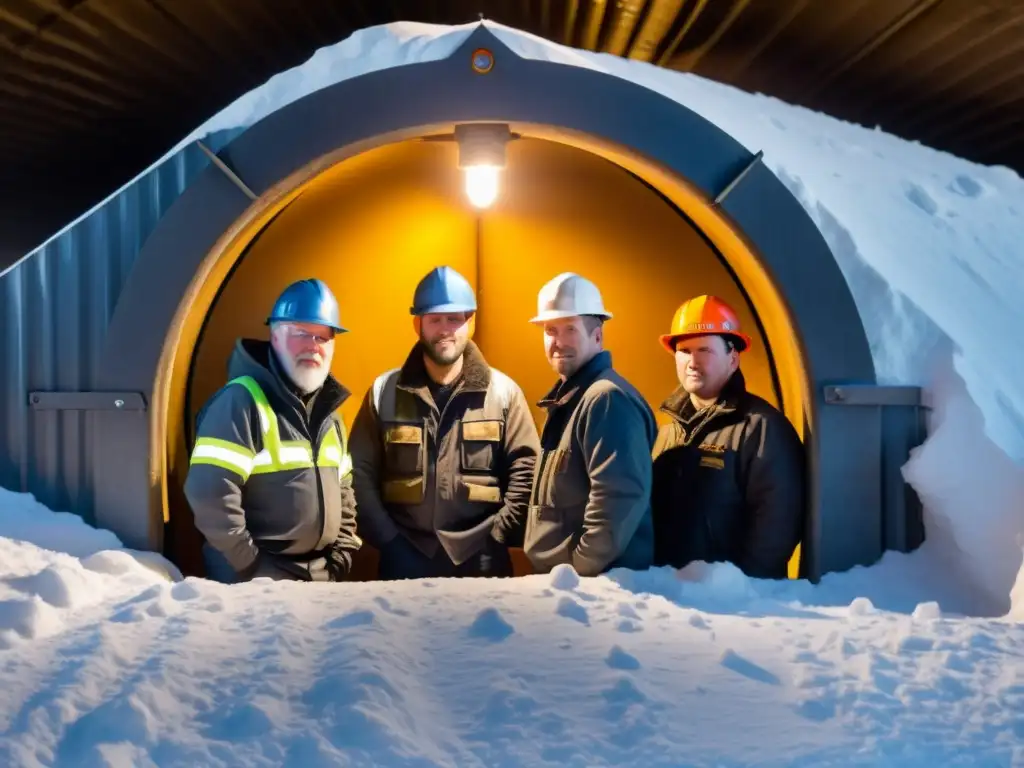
left=0, top=488, right=180, bottom=649
left=0, top=487, right=123, bottom=559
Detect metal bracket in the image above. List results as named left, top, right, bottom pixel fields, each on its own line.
left=823, top=384, right=923, bottom=407
left=196, top=140, right=257, bottom=201
left=712, top=149, right=763, bottom=207
left=28, top=392, right=147, bottom=412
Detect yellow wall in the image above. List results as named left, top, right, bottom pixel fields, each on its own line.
left=178, top=137, right=783, bottom=576
left=189, top=138, right=776, bottom=434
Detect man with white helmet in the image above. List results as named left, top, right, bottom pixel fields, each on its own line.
left=651, top=295, right=805, bottom=579
left=184, top=278, right=361, bottom=583
left=524, top=272, right=657, bottom=577
left=350, top=266, right=539, bottom=580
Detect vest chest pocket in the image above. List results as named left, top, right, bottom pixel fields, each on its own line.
left=537, top=447, right=573, bottom=507
left=460, top=419, right=502, bottom=473
left=384, top=423, right=424, bottom=476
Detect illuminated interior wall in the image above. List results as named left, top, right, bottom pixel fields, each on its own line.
left=178, top=137, right=778, bottom=575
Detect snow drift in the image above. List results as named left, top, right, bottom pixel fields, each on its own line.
left=1, top=489, right=1022, bottom=766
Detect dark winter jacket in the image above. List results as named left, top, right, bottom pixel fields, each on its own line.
left=651, top=369, right=805, bottom=579
left=524, top=351, right=657, bottom=577
left=348, top=341, right=539, bottom=566
left=183, top=338, right=361, bottom=582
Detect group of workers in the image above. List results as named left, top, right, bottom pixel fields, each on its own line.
left=183, top=266, right=805, bottom=585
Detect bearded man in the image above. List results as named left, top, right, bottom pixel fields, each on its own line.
left=184, top=279, right=361, bottom=583
left=349, top=266, right=539, bottom=580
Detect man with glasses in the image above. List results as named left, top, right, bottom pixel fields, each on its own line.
left=350, top=266, right=539, bottom=580
left=184, top=278, right=362, bottom=583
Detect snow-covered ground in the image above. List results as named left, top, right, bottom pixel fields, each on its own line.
left=3, top=19, right=1024, bottom=767
left=0, top=487, right=1021, bottom=766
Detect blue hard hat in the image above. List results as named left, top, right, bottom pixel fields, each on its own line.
left=410, top=266, right=477, bottom=316
left=265, top=278, right=347, bottom=332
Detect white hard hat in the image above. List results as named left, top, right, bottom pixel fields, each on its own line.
left=530, top=272, right=613, bottom=324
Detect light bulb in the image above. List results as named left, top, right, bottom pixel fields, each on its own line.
left=464, top=165, right=500, bottom=209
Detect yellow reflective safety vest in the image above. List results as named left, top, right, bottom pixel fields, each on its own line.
left=190, top=375, right=352, bottom=483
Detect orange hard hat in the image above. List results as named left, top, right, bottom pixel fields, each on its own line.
left=659, top=295, right=752, bottom=354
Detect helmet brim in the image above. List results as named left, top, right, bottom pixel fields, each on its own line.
left=266, top=316, right=347, bottom=333
left=659, top=331, right=751, bottom=354
left=529, top=309, right=614, bottom=324
left=410, top=303, right=477, bottom=316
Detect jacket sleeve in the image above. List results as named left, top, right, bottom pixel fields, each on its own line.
left=183, top=385, right=262, bottom=577
left=349, top=387, right=402, bottom=549
left=491, top=385, right=540, bottom=547
left=333, top=418, right=362, bottom=559
left=571, top=388, right=654, bottom=577
left=739, top=412, right=806, bottom=579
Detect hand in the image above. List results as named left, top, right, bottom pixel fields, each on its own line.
left=325, top=543, right=352, bottom=581
left=478, top=533, right=512, bottom=577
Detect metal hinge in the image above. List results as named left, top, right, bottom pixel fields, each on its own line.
left=823, top=385, right=923, bottom=407
left=28, top=392, right=147, bottom=412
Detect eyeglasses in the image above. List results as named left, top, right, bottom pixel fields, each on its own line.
left=281, top=325, right=335, bottom=345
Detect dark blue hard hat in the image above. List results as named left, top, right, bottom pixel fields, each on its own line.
left=265, top=279, right=346, bottom=332
left=410, top=266, right=477, bottom=316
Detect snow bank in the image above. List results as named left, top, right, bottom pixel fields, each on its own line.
left=0, top=488, right=179, bottom=649
left=0, top=541, right=1021, bottom=766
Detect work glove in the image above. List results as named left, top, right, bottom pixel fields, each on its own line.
left=478, top=533, right=513, bottom=578
left=325, top=543, right=352, bottom=582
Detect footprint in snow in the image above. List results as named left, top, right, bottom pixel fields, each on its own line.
left=170, top=581, right=202, bottom=602
left=903, top=182, right=939, bottom=216
left=327, top=609, right=376, bottom=629
left=606, top=645, right=641, bottom=671
left=688, top=613, right=709, bottom=630
left=617, top=603, right=641, bottom=620
left=373, top=596, right=410, bottom=617
left=947, top=174, right=984, bottom=198
left=720, top=648, right=781, bottom=686
left=556, top=596, right=589, bottom=625
left=796, top=697, right=837, bottom=722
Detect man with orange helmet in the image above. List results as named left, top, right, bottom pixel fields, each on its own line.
left=651, top=295, right=805, bottom=579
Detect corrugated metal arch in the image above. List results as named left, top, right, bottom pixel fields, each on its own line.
left=93, top=26, right=878, bottom=581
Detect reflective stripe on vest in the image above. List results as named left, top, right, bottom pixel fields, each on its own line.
left=190, top=375, right=352, bottom=482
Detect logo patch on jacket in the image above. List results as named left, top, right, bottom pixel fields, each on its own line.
left=386, top=425, right=422, bottom=444
left=462, top=420, right=502, bottom=442
left=699, top=444, right=727, bottom=470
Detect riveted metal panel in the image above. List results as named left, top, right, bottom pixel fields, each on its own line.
left=0, top=130, right=239, bottom=527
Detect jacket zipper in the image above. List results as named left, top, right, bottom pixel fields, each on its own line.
left=423, top=383, right=464, bottom=527
left=312, top=419, right=328, bottom=550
